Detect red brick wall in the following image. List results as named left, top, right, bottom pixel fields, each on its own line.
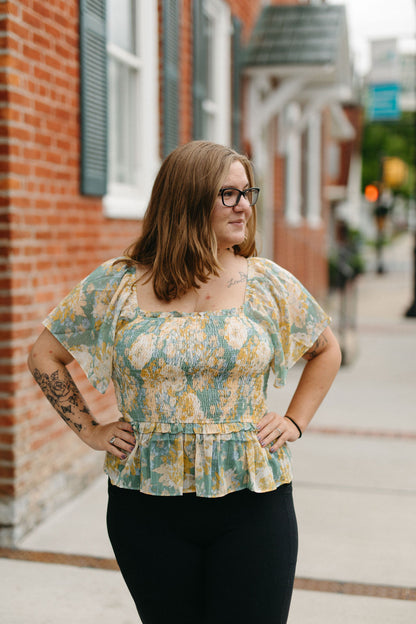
left=0, top=0, right=331, bottom=544
left=328, top=105, right=363, bottom=188
left=0, top=0, right=142, bottom=543
left=272, top=114, right=329, bottom=299
left=0, top=0, right=269, bottom=546
left=274, top=217, right=328, bottom=298
left=228, top=0, right=262, bottom=41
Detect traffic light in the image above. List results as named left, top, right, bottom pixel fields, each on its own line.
left=364, top=184, right=379, bottom=203
left=382, top=157, right=408, bottom=188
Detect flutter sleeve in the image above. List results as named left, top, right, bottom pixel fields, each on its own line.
left=42, top=259, right=133, bottom=394
left=249, top=258, right=331, bottom=387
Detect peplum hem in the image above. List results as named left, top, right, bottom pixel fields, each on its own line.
left=130, top=421, right=258, bottom=435
left=104, top=422, right=292, bottom=498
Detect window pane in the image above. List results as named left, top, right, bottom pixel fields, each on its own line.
left=107, top=0, right=137, bottom=54
left=108, top=57, right=138, bottom=185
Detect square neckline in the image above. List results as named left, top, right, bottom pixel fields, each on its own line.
left=129, top=258, right=253, bottom=317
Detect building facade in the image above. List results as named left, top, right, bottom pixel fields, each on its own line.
left=0, top=0, right=354, bottom=544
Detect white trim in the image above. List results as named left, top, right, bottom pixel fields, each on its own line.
left=244, top=64, right=337, bottom=81
left=329, top=103, right=355, bottom=141
left=324, top=186, right=348, bottom=202
left=260, top=120, right=276, bottom=258
left=107, top=43, right=143, bottom=69
left=306, top=111, right=322, bottom=228
left=103, top=190, right=148, bottom=220
left=285, top=103, right=302, bottom=227
left=202, top=0, right=231, bottom=144
left=246, top=76, right=305, bottom=152
left=137, top=0, right=160, bottom=202
left=215, top=1, right=231, bottom=144
left=246, top=77, right=264, bottom=171
left=262, top=77, right=305, bottom=134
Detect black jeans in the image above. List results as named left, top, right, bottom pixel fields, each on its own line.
left=107, top=482, right=298, bottom=624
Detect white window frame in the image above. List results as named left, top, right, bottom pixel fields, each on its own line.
left=201, top=0, right=231, bottom=145
left=104, top=0, right=159, bottom=220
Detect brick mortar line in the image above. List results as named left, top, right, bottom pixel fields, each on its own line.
left=294, top=577, right=416, bottom=601
left=0, top=548, right=415, bottom=601
left=0, top=547, right=119, bottom=570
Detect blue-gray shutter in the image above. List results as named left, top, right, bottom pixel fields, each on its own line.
left=162, top=0, right=180, bottom=157
left=192, top=0, right=207, bottom=140
left=231, top=16, right=242, bottom=152
left=79, top=0, right=108, bottom=196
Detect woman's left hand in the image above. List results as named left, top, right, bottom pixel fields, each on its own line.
left=256, top=412, right=300, bottom=453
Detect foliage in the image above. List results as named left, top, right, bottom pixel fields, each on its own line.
left=361, top=112, right=416, bottom=198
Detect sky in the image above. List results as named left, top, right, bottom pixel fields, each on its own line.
left=327, top=0, right=416, bottom=74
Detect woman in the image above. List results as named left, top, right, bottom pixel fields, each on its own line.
left=28, top=140, right=341, bottom=624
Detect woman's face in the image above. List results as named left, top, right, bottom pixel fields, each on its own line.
left=211, top=160, right=252, bottom=252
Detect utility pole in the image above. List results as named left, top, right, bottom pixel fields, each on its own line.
left=404, top=57, right=416, bottom=317
left=404, top=0, right=416, bottom=317
left=404, top=167, right=416, bottom=316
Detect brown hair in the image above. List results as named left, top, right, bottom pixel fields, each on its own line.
left=122, top=140, right=257, bottom=301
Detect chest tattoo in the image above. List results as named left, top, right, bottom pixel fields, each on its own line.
left=226, top=271, right=248, bottom=289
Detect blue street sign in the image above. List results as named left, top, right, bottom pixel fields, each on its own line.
left=367, top=83, right=401, bottom=121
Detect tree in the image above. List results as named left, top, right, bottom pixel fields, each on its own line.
left=361, top=112, right=415, bottom=198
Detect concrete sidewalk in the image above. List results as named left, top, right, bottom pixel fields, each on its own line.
left=1, top=233, right=416, bottom=623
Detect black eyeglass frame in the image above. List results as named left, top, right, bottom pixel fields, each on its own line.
left=218, top=187, right=260, bottom=207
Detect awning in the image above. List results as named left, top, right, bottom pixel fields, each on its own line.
left=243, top=4, right=354, bottom=153
left=244, top=4, right=351, bottom=90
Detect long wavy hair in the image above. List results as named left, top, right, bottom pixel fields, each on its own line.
left=122, top=140, right=258, bottom=302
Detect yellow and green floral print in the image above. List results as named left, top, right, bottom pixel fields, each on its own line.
left=43, top=257, right=330, bottom=497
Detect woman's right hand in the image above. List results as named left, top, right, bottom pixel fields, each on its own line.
left=82, top=421, right=136, bottom=460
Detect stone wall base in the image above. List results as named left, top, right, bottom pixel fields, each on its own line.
left=0, top=454, right=103, bottom=547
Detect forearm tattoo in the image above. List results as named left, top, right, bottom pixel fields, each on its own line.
left=303, top=333, right=328, bottom=361
left=32, top=367, right=98, bottom=433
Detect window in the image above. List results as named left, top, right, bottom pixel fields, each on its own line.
left=193, top=0, right=231, bottom=144
left=104, top=0, right=159, bottom=219
left=107, top=0, right=138, bottom=187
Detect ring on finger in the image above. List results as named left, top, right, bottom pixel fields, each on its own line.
left=276, top=428, right=283, bottom=437
left=109, top=436, right=117, bottom=445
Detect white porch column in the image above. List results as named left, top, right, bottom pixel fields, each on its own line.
left=285, top=102, right=302, bottom=227
left=306, top=110, right=322, bottom=228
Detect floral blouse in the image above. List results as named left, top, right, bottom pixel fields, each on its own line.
left=43, top=257, right=330, bottom=498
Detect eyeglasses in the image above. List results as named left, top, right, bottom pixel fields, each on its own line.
left=218, top=187, right=260, bottom=208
